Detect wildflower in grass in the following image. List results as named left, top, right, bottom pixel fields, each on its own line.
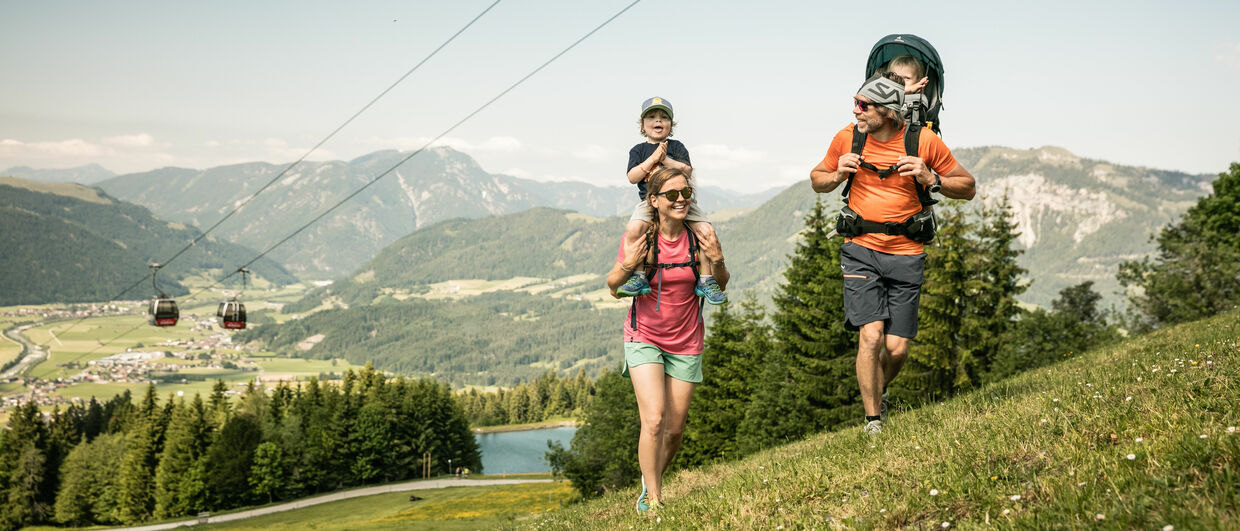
left=990, top=476, right=998, bottom=480
left=1136, top=437, right=1144, bottom=442
left=942, top=521, right=951, bottom=528
left=1040, top=418, right=1047, bottom=423
left=1096, top=513, right=1106, bottom=520
left=1228, top=426, right=1236, bottom=434
left=1126, top=396, right=1133, bottom=401
left=1010, top=494, right=1021, bottom=501
left=1163, top=525, right=1174, bottom=531
left=1199, top=434, right=1207, bottom=439
left=930, top=489, right=940, bottom=496
left=1127, top=454, right=1136, bottom=460
left=1077, top=482, right=1087, bottom=487
left=1003, top=509, right=1011, bottom=515
left=880, top=509, right=887, bottom=513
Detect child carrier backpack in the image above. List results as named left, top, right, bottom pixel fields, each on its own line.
left=628, top=223, right=703, bottom=330
left=836, top=123, right=939, bottom=243
left=866, top=34, right=945, bottom=135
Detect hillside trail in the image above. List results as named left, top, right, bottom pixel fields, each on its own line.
left=107, top=477, right=553, bottom=530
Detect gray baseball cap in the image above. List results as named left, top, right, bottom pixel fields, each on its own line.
left=640, top=97, right=673, bottom=119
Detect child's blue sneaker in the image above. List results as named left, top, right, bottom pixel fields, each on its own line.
left=618, top=272, right=651, bottom=297
left=695, top=277, right=727, bottom=305
left=636, top=477, right=650, bottom=513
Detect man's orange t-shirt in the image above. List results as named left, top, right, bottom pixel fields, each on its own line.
left=819, top=124, right=959, bottom=255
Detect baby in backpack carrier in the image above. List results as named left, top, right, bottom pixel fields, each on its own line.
left=615, top=97, right=727, bottom=305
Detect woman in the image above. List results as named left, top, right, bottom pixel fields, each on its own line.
left=607, top=167, right=728, bottom=512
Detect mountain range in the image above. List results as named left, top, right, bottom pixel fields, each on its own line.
left=0, top=177, right=295, bottom=305
left=96, top=148, right=780, bottom=278
left=2, top=163, right=116, bottom=185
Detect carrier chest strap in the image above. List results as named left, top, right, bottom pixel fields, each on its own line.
left=843, top=124, right=936, bottom=207
left=628, top=226, right=702, bottom=330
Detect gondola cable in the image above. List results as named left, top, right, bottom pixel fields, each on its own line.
left=70, top=0, right=643, bottom=357
left=48, top=0, right=504, bottom=336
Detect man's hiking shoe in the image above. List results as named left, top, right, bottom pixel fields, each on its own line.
left=636, top=477, right=650, bottom=513
left=618, top=272, right=651, bottom=297
left=695, top=277, right=727, bottom=305
left=864, top=419, right=883, bottom=435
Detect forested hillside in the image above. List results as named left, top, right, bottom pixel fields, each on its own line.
left=238, top=291, right=624, bottom=387
left=0, top=178, right=295, bottom=305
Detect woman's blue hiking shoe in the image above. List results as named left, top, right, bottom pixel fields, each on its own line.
left=695, top=277, right=727, bottom=305
left=618, top=272, right=651, bottom=297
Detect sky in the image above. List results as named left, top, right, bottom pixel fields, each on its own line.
left=2, top=0, right=1239, bottom=193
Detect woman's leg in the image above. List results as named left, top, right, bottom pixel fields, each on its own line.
left=628, top=363, right=667, bottom=503
left=655, top=376, right=696, bottom=501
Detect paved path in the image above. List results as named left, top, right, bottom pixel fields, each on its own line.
left=110, top=478, right=554, bottom=530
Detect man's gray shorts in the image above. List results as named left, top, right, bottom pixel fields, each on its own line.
left=840, top=241, right=926, bottom=339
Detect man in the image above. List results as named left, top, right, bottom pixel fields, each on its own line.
left=809, top=72, right=976, bottom=434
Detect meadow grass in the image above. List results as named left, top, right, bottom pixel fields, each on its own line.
left=529, top=309, right=1239, bottom=529
left=199, top=481, right=574, bottom=531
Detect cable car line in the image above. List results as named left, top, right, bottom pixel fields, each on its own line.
left=183, top=0, right=643, bottom=298
left=47, top=1, right=504, bottom=338
left=68, top=0, right=641, bottom=361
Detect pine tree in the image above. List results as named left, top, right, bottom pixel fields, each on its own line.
left=116, top=385, right=164, bottom=524
left=53, top=433, right=127, bottom=526
left=960, top=195, right=1027, bottom=386
left=909, top=203, right=975, bottom=400
left=204, top=414, right=262, bottom=509
left=770, top=199, right=857, bottom=430
left=1119, top=163, right=1240, bottom=328
left=153, top=396, right=210, bottom=519
left=249, top=442, right=285, bottom=504
left=545, top=370, right=639, bottom=497
left=680, top=295, right=770, bottom=466
left=734, top=348, right=815, bottom=454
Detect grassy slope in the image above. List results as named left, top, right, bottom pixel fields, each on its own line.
left=531, top=309, right=1239, bottom=529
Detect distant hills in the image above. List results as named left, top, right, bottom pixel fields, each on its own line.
left=2, top=163, right=115, bottom=184
left=0, top=177, right=295, bottom=305
left=292, top=145, right=1214, bottom=310
left=97, top=147, right=780, bottom=278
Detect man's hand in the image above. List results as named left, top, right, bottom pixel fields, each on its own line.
left=897, top=156, right=934, bottom=186
left=838, top=153, right=861, bottom=175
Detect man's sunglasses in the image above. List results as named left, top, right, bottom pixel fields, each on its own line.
left=653, top=187, right=693, bottom=201
left=853, top=98, right=886, bottom=112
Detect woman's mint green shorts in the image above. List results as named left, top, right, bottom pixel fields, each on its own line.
left=622, top=342, right=703, bottom=383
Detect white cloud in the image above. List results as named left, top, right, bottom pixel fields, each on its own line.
left=1217, top=40, right=1240, bottom=73
left=694, top=144, right=765, bottom=163
left=102, top=133, right=155, bottom=147
left=0, top=138, right=106, bottom=158
left=365, top=135, right=523, bottom=154
left=573, top=144, right=612, bottom=162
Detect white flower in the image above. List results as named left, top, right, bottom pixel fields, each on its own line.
left=1040, top=418, right=1048, bottom=423
left=1127, top=454, right=1136, bottom=460
left=930, top=489, right=940, bottom=496
left=1136, top=437, right=1144, bottom=442
left=880, top=509, right=887, bottom=513
left=915, top=445, right=922, bottom=450
left=1200, top=434, right=1208, bottom=439
left=941, top=522, right=951, bottom=528
left=1053, top=398, right=1059, bottom=402
left=776, top=526, right=783, bottom=530
left=1126, top=396, right=1133, bottom=402
left=1077, top=482, right=1087, bottom=487
left=1137, top=377, right=1143, bottom=382
left=1228, top=426, right=1236, bottom=433
left=656, top=517, right=661, bottom=523
left=1097, top=513, right=1106, bottom=520
left=1010, top=494, right=1021, bottom=501
left=1163, top=526, right=1174, bottom=531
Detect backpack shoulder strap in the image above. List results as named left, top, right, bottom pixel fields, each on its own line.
left=904, top=124, right=938, bottom=207
left=843, top=124, right=866, bottom=203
